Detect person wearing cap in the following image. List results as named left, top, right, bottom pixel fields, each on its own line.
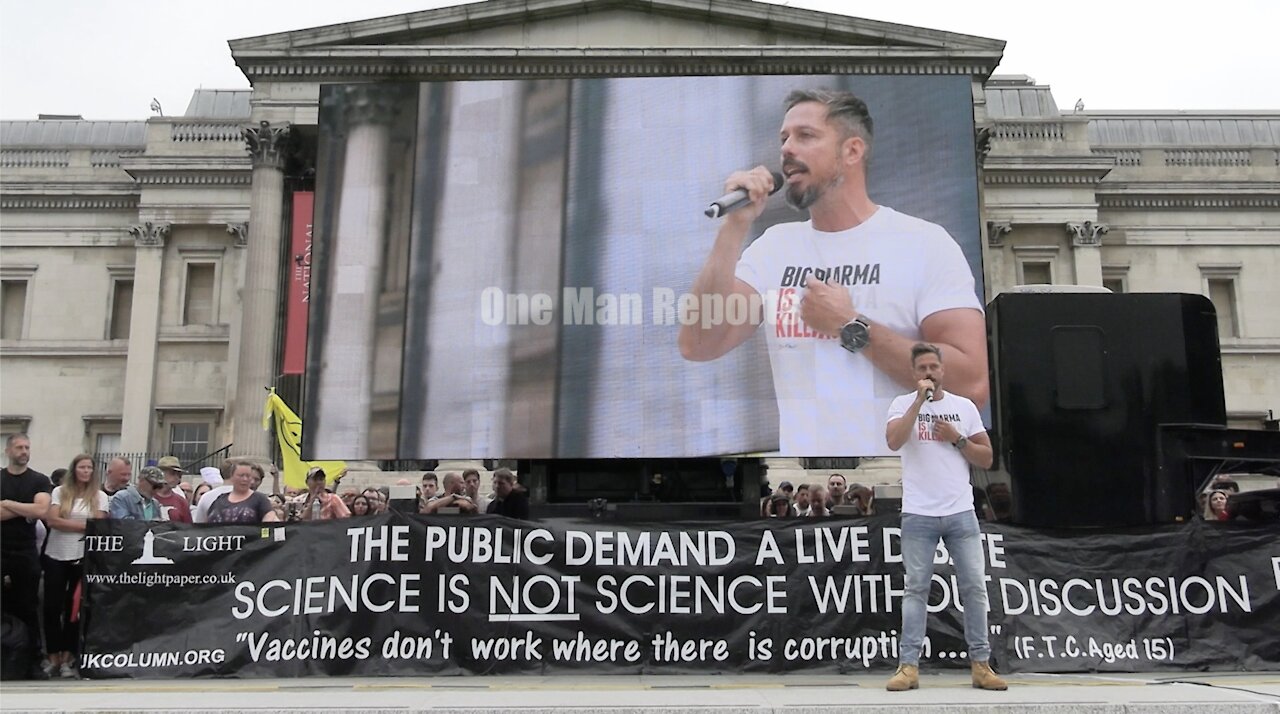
left=108, top=466, right=168, bottom=521
left=294, top=467, right=350, bottom=521
left=153, top=456, right=191, bottom=524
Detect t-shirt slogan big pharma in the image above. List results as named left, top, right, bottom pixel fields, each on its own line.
left=736, top=207, right=981, bottom=457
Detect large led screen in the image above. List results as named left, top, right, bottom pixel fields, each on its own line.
left=305, top=75, right=986, bottom=460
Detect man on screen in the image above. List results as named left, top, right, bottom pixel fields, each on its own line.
left=678, top=88, right=987, bottom=456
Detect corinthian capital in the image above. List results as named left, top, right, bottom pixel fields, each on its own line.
left=986, top=221, right=1013, bottom=248
left=128, top=221, right=170, bottom=248
left=974, top=126, right=994, bottom=167
left=1067, top=221, right=1109, bottom=246
left=226, top=222, right=248, bottom=248
left=321, top=85, right=406, bottom=129
left=243, top=121, right=291, bottom=170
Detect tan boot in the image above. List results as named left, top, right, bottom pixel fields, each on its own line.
left=885, top=664, right=919, bottom=691
left=971, top=660, right=1007, bottom=690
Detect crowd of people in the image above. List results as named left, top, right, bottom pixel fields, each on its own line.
left=759, top=472, right=875, bottom=518
left=0, top=433, right=528, bottom=680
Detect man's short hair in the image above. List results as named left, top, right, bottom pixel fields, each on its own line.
left=911, top=342, right=943, bottom=364
left=422, top=471, right=438, bottom=485
left=493, top=467, right=516, bottom=484
left=785, top=88, right=874, bottom=154
left=5, top=433, right=29, bottom=447
left=796, top=483, right=810, bottom=494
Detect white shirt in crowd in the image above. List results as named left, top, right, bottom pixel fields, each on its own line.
left=45, top=488, right=109, bottom=561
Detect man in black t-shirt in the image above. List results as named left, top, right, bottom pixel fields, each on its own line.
left=0, top=433, right=52, bottom=679
left=485, top=468, right=529, bottom=520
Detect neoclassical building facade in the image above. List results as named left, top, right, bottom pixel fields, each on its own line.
left=2, top=0, right=1276, bottom=473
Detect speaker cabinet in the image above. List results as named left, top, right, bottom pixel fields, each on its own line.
left=986, top=293, right=1226, bottom=527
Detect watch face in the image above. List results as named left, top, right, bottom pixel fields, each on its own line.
left=840, top=320, right=870, bottom=353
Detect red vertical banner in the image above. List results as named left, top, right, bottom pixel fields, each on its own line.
left=283, top=191, right=314, bottom=375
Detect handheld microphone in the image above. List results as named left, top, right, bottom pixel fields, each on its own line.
left=705, top=171, right=785, bottom=219
left=924, top=387, right=935, bottom=401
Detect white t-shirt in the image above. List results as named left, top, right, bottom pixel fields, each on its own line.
left=736, top=207, right=981, bottom=456
left=886, top=390, right=984, bottom=517
left=45, top=487, right=109, bottom=561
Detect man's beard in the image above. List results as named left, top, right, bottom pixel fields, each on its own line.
left=785, top=172, right=844, bottom=211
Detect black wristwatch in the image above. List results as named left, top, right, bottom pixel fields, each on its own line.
left=954, top=435, right=968, bottom=450
left=839, top=316, right=871, bottom=354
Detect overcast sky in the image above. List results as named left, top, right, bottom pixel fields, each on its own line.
left=1, top=0, right=1276, bottom=120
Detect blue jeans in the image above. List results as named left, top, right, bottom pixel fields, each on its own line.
left=898, top=510, right=990, bottom=665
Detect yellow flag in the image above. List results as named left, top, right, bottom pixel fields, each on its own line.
left=263, top=390, right=347, bottom=490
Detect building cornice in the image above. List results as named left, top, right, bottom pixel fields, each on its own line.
left=235, top=47, right=1000, bottom=83
left=0, top=342, right=129, bottom=357
left=121, top=157, right=253, bottom=186
left=132, top=172, right=253, bottom=186
left=983, top=172, right=1109, bottom=185
left=1096, top=181, right=1280, bottom=209
left=983, top=159, right=1114, bottom=185
left=1098, top=194, right=1280, bottom=209
left=0, top=194, right=139, bottom=211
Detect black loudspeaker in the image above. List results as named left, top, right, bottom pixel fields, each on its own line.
left=986, top=293, right=1227, bottom=527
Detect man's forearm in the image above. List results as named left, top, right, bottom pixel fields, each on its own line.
left=864, top=323, right=987, bottom=406
left=678, top=219, right=753, bottom=360
left=886, top=412, right=919, bottom=451
left=3, top=499, right=49, bottom=519
left=960, top=441, right=994, bottom=470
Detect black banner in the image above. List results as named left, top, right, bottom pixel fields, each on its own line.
left=80, top=514, right=1279, bottom=678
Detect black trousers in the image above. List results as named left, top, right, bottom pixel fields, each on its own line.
left=1, top=546, right=44, bottom=665
left=40, top=555, right=82, bottom=655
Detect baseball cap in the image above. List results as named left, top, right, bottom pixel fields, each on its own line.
left=779, top=480, right=794, bottom=491
left=140, top=466, right=167, bottom=486
left=156, top=455, right=184, bottom=473
left=307, top=466, right=327, bottom=482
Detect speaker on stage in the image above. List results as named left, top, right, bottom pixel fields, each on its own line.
left=986, top=292, right=1226, bottom=528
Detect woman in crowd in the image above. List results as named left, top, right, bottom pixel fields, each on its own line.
left=191, top=482, right=213, bottom=510
left=340, top=489, right=358, bottom=512
left=41, top=454, right=108, bottom=678
left=206, top=461, right=278, bottom=524
left=268, top=493, right=287, bottom=522
left=351, top=494, right=373, bottom=517
left=1203, top=489, right=1231, bottom=521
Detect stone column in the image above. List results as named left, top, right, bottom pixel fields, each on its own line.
left=986, top=221, right=1013, bottom=295
left=222, top=222, right=249, bottom=449
left=1067, top=221, right=1108, bottom=287
left=230, top=122, right=290, bottom=460
left=312, top=87, right=393, bottom=458
left=120, top=222, right=170, bottom=453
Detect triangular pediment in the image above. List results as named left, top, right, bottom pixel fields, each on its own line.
left=229, top=0, right=1004, bottom=53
